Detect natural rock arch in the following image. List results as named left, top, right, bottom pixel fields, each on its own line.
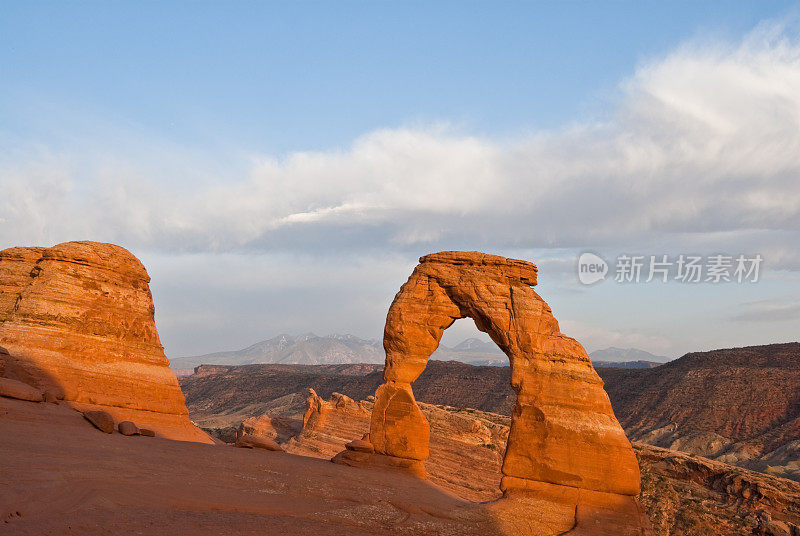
left=369, top=251, right=640, bottom=496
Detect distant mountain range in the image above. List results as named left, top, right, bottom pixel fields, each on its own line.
left=169, top=333, right=384, bottom=370
left=589, top=347, right=670, bottom=368
left=169, top=334, right=508, bottom=370
left=169, top=334, right=669, bottom=370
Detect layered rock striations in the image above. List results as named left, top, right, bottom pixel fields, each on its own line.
left=0, top=241, right=210, bottom=442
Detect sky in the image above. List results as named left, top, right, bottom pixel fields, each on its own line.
left=2, top=2, right=800, bottom=359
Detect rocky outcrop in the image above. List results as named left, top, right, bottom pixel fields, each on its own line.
left=0, top=241, right=210, bottom=443
left=294, top=391, right=509, bottom=501
left=284, top=389, right=373, bottom=458
left=636, top=442, right=800, bottom=535
left=238, top=413, right=301, bottom=444
left=177, top=361, right=516, bottom=430
left=368, top=252, right=640, bottom=494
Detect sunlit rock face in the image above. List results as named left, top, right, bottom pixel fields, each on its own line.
left=370, top=250, right=641, bottom=496
left=0, top=241, right=211, bottom=443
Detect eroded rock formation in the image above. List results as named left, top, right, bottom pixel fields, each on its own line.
left=0, top=241, right=210, bottom=443
left=344, top=251, right=648, bottom=533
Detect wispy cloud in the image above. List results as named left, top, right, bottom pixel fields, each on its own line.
left=730, top=297, right=800, bottom=322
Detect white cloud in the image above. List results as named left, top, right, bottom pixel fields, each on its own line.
left=2, top=22, right=800, bottom=260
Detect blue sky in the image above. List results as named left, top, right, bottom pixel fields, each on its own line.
left=2, top=2, right=800, bottom=358
left=4, top=1, right=796, bottom=150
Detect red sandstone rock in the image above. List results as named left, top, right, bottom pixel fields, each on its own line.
left=235, top=434, right=284, bottom=451
left=290, top=389, right=374, bottom=457
left=0, top=345, right=8, bottom=376
left=370, top=382, right=430, bottom=460
left=371, top=251, right=640, bottom=496
left=0, top=241, right=211, bottom=443
left=238, top=414, right=278, bottom=440
left=118, top=421, right=140, bottom=436
left=345, top=438, right=374, bottom=453
left=0, top=377, right=43, bottom=402
left=0, top=247, right=46, bottom=315
left=331, top=449, right=428, bottom=478
left=83, top=410, right=115, bottom=433
left=302, top=389, right=371, bottom=433
left=139, top=428, right=156, bottom=437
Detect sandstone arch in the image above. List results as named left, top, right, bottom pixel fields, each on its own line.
left=370, top=251, right=640, bottom=496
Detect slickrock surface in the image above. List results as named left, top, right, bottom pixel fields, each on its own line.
left=0, top=396, right=569, bottom=536
left=0, top=241, right=210, bottom=443
left=372, top=251, right=640, bottom=497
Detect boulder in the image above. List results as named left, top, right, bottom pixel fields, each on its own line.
left=0, top=241, right=211, bottom=443
left=0, top=377, right=43, bottom=402
left=139, top=428, right=156, bottom=437
left=235, top=434, right=284, bottom=452
left=345, top=438, right=375, bottom=453
left=118, top=421, right=140, bottom=436
left=83, top=410, right=115, bottom=434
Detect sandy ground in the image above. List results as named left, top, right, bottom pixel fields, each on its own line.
left=0, top=396, right=513, bottom=535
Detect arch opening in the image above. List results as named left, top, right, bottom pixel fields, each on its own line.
left=433, top=318, right=500, bottom=363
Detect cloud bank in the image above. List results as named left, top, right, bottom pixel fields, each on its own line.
left=2, top=22, right=800, bottom=266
